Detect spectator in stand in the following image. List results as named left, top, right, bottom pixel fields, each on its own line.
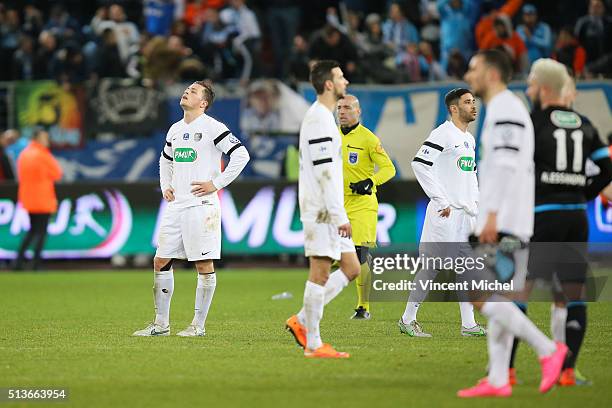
left=446, top=49, right=468, bottom=79
left=356, top=13, right=397, bottom=83
left=288, top=34, right=310, bottom=82
left=382, top=2, right=419, bottom=53
left=266, top=0, right=300, bottom=80
left=142, top=36, right=183, bottom=82
left=419, top=40, right=447, bottom=80
left=228, top=0, right=262, bottom=79
left=575, top=0, right=612, bottom=73
left=11, top=35, right=35, bottom=80
left=53, top=43, right=89, bottom=84
left=34, top=31, right=59, bottom=79
left=170, top=19, right=199, bottom=53
left=0, top=7, right=21, bottom=80
left=475, top=0, right=523, bottom=49
left=480, top=14, right=528, bottom=75
left=43, top=4, right=81, bottom=45
left=167, top=33, right=207, bottom=80
left=308, top=24, right=361, bottom=82
left=396, top=42, right=423, bottom=82
left=98, top=4, right=140, bottom=67
left=553, top=26, right=587, bottom=77
left=516, top=4, right=551, bottom=66
left=22, top=4, right=44, bottom=38
left=90, top=6, right=109, bottom=37
left=144, top=0, right=175, bottom=36
left=183, top=0, right=226, bottom=27
left=95, top=28, right=126, bottom=78
left=199, top=7, right=239, bottom=80
left=14, top=129, right=62, bottom=271
left=437, top=0, right=478, bottom=69
left=0, top=129, right=19, bottom=182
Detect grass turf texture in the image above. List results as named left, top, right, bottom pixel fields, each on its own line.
left=1, top=269, right=611, bottom=408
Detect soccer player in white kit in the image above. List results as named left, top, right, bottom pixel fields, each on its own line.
left=457, top=49, right=567, bottom=397
left=133, top=80, right=250, bottom=337
left=399, top=88, right=486, bottom=338
left=285, top=60, right=360, bottom=358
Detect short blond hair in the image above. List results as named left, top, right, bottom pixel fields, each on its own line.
left=561, top=75, right=577, bottom=107
left=529, top=58, right=570, bottom=96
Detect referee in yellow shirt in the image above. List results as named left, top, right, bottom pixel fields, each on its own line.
left=337, top=94, right=396, bottom=319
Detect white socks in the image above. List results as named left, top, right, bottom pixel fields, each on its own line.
left=550, top=304, right=567, bottom=343
left=481, top=295, right=556, bottom=357
left=402, top=302, right=475, bottom=327
left=487, top=318, right=513, bottom=387
left=297, top=270, right=349, bottom=324
left=402, top=301, right=420, bottom=324
left=303, top=280, right=325, bottom=350
left=459, top=302, right=476, bottom=328
left=154, top=269, right=174, bottom=327
left=192, top=273, right=216, bottom=329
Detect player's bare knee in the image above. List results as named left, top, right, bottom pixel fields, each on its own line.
left=345, top=262, right=360, bottom=281
left=340, top=252, right=360, bottom=281
left=154, top=257, right=173, bottom=272
left=195, top=259, right=214, bottom=274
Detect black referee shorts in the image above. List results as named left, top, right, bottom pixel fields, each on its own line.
left=527, top=210, right=589, bottom=283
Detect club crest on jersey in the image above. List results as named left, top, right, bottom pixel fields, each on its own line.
left=194, top=133, right=202, bottom=142
left=457, top=156, right=475, bottom=171
left=348, top=151, right=359, bottom=164
left=183, top=133, right=189, bottom=140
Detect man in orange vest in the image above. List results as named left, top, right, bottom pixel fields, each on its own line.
left=14, top=129, right=62, bottom=270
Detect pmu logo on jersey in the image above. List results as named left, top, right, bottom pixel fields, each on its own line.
left=174, top=147, right=197, bottom=162
left=348, top=151, right=359, bottom=165
left=457, top=156, right=475, bottom=171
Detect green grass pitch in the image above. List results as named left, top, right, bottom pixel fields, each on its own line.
left=1, top=269, right=611, bottom=407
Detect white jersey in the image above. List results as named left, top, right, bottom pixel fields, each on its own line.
left=160, top=113, right=250, bottom=209
left=298, top=101, right=349, bottom=227
left=413, top=120, right=479, bottom=216
left=476, top=90, right=534, bottom=241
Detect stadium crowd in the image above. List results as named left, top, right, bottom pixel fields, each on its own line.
left=1, top=0, right=611, bottom=86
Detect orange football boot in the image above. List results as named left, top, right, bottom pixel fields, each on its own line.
left=285, top=315, right=307, bottom=348
left=558, top=368, right=576, bottom=386
left=304, top=343, right=350, bottom=359
left=509, top=368, right=518, bottom=386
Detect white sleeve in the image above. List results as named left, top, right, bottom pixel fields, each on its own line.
left=488, top=120, right=525, bottom=169
left=307, top=132, right=349, bottom=227
left=469, top=134, right=479, bottom=214
left=412, top=130, right=450, bottom=211
left=159, top=132, right=173, bottom=192
left=480, top=120, right=526, bottom=213
left=211, top=129, right=250, bottom=190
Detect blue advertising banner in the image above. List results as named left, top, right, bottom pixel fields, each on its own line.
left=301, top=81, right=612, bottom=179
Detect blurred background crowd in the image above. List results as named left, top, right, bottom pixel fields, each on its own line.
left=1, top=0, right=611, bottom=87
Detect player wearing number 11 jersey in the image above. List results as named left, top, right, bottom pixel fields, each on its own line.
left=509, top=59, right=612, bottom=386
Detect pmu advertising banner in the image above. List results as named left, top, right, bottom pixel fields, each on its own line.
left=1, top=182, right=611, bottom=260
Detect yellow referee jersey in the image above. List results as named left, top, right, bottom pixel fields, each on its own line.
left=341, top=123, right=396, bottom=245
left=341, top=123, right=395, bottom=197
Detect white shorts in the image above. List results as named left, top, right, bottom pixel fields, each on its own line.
left=420, top=202, right=475, bottom=243
left=420, top=202, right=475, bottom=259
left=303, top=221, right=355, bottom=261
left=155, top=203, right=221, bottom=261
